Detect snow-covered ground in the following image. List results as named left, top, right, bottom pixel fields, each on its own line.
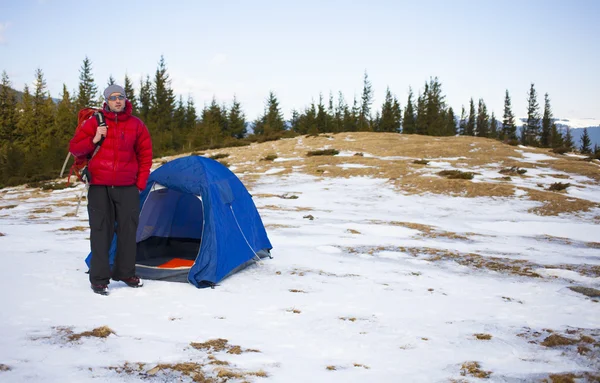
left=0, top=145, right=599, bottom=382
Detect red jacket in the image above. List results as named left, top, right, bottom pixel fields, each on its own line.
left=69, top=100, right=153, bottom=191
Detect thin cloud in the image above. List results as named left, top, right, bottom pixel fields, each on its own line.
left=0, top=22, right=10, bottom=44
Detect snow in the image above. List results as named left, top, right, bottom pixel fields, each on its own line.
left=1, top=151, right=599, bottom=382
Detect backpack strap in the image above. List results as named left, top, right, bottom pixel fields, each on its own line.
left=94, top=111, right=107, bottom=147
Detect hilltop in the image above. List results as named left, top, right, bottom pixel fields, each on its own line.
left=0, top=132, right=599, bottom=382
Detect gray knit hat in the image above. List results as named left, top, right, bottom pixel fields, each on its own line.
left=103, top=84, right=126, bottom=100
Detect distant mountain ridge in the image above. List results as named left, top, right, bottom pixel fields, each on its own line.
left=517, top=118, right=600, bottom=149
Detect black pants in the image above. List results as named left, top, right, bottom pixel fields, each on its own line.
left=88, top=185, right=140, bottom=285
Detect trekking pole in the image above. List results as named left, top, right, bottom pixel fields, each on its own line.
left=74, top=183, right=89, bottom=216
left=60, top=153, right=72, bottom=178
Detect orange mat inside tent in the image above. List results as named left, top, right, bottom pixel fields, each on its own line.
left=157, top=258, right=196, bottom=269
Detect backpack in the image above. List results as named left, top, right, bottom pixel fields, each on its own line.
left=60, top=108, right=106, bottom=185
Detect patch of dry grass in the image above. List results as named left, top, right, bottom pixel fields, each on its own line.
left=190, top=339, right=260, bottom=355
left=57, top=226, right=88, bottom=232
left=0, top=204, right=17, bottom=210
left=68, top=326, right=115, bottom=341
left=474, top=333, right=492, bottom=340
left=287, top=308, right=301, bottom=314
left=548, top=182, right=571, bottom=191
left=438, top=170, right=475, bottom=180
left=31, top=207, right=52, bottom=214
left=568, top=286, right=600, bottom=298
left=499, top=166, right=527, bottom=175
left=289, top=289, right=306, bottom=293
left=0, top=364, right=11, bottom=371
left=40, top=326, right=115, bottom=343
left=346, top=245, right=599, bottom=280
left=264, top=223, right=298, bottom=229
left=307, top=149, right=339, bottom=156
left=368, top=220, right=472, bottom=240
left=190, top=339, right=230, bottom=353
left=460, top=361, right=491, bottom=379
left=518, top=327, right=600, bottom=372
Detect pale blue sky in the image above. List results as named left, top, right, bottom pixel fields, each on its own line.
left=1, top=0, right=598, bottom=121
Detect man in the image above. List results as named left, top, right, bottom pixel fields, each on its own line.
left=69, top=84, right=153, bottom=295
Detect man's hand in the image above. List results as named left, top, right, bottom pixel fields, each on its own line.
left=93, top=125, right=107, bottom=144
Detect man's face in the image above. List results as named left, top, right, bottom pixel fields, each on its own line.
left=107, top=92, right=126, bottom=113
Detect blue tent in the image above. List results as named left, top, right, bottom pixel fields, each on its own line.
left=85, top=156, right=272, bottom=287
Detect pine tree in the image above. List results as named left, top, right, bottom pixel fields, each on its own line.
left=550, top=123, right=563, bottom=149
left=402, top=88, right=416, bottom=134
left=489, top=112, right=498, bottom=139
left=254, top=91, right=285, bottom=137
left=466, top=98, right=476, bottom=136
left=344, top=96, right=359, bottom=132
left=15, top=85, right=34, bottom=148
left=171, top=96, right=186, bottom=149
left=123, top=74, right=138, bottom=115
left=296, top=102, right=317, bottom=135
left=445, top=107, right=456, bottom=136
left=316, top=93, right=328, bottom=133
left=327, top=92, right=335, bottom=131
left=564, top=127, right=574, bottom=150
left=333, top=91, right=346, bottom=133
left=228, top=95, right=246, bottom=139
left=580, top=128, right=591, bottom=153
left=53, top=84, right=77, bottom=144
left=107, top=75, right=116, bottom=86
left=30, top=68, right=56, bottom=149
left=476, top=99, right=489, bottom=137
left=594, top=144, right=600, bottom=159
left=522, top=83, right=540, bottom=146
left=423, top=77, right=446, bottom=136
left=458, top=106, right=467, bottom=136
left=379, top=87, right=397, bottom=132
left=358, top=71, right=373, bottom=131
left=414, top=84, right=428, bottom=135
left=75, top=56, right=99, bottom=110
left=0, top=70, right=18, bottom=142
left=502, top=90, right=516, bottom=141
left=540, top=93, right=553, bottom=147
left=392, top=96, right=402, bottom=133
left=150, top=56, right=176, bottom=152
left=138, top=75, right=152, bottom=123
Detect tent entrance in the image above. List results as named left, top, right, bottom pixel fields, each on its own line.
left=135, top=184, right=204, bottom=281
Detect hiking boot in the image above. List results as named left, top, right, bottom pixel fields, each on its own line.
left=113, top=276, right=143, bottom=288
left=91, top=284, right=109, bottom=295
